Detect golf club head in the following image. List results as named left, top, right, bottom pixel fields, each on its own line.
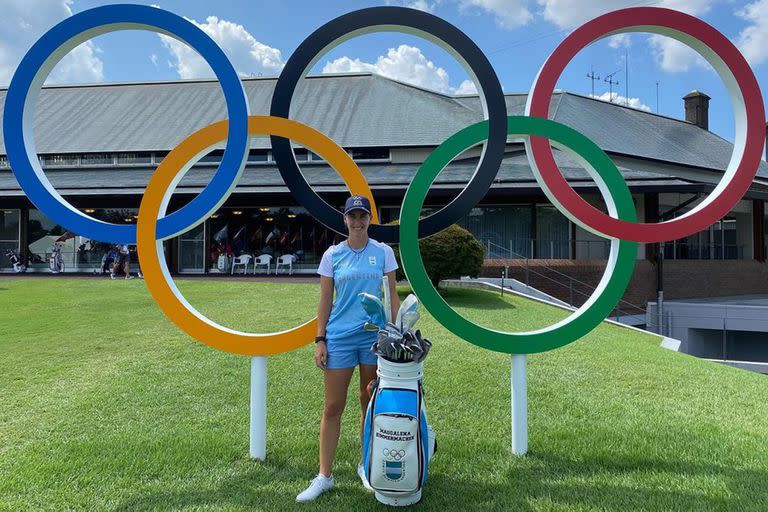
left=401, top=311, right=420, bottom=332
left=383, top=322, right=402, bottom=338
left=363, top=322, right=380, bottom=332
left=396, top=294, right=419, bottom=331
left=359, top=292, right=386, bottom=327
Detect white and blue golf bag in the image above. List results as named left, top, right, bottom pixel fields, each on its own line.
left=362, top=357, right=436, bottom=506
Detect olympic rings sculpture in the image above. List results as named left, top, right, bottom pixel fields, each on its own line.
left=4, top=5, right=764, bottom=356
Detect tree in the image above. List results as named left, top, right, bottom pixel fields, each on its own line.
left=390, top=222, right=484, bottom=288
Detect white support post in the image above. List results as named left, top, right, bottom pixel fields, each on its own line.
left=510, top=354, right=528, bottom=456
left=250, top=356, right=267, bottom=461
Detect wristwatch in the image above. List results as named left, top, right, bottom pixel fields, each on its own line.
left=315, top=335, right=327, bottom=344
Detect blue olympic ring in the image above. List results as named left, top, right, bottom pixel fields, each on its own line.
left=3, top=4, right=250, bottom=244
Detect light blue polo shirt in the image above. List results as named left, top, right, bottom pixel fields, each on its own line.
left=318, top=239, right=398, bottom=339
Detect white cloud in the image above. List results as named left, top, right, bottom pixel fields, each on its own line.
left=537, top=0, right=713, bottom=29
left=385, top=0, right=442, bottom=13
left=159, top=16, right=284, bottom=79
left=323, top=44, right=476, bottom=95
left=590, top=91, right=651, bottom=112
left=458, top=0, right=533, bottom=29
left=149, top=53, right=159, bottom=67
left=538, top=0, right=628, bottom=29
left=455, top=79, right=478, bottom=95
left=537, top=0, right=715, bottom=73
left=648, top=35, right=708, bottom=72
left=607, top=34, right=631, bottom=49
left=736, top=0, right=768, bottom=67
left=0, top=0, right=103, bottom=85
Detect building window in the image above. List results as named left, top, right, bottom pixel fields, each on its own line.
left=457, top=206, right=534, bottom=258
left=178, top=223, right=206, bottom=273
left=26, top=208, right=138, bottom=271
left=117, top=152, right=152, bottom=165
left=382, top=204, right=540, bottom=259
left=248, top=150, right=269, bottom=163
left=199, top=149, right=224, bottom=163
left=661, top=194, right=750, bottom=260
left=41, top=154, right=79, bottom=167
left=0, top=210, right=21, bottom=270
left=81, top=153, right=114, bottom=166
left=201, top=207, right=340, bottom=274
left=350, top=148, right=389, bottom=161
left=536, top=205, right=570, bottom=259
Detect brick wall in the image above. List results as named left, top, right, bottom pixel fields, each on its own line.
left=482, top=259, right=768, bottom=313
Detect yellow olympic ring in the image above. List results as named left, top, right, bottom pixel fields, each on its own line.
left=137, top=115, right=378, bottom=356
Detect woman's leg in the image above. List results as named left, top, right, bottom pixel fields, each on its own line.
left=319, top=367, right=354, bottom=476
left=358, top=363, right=378, bottom=462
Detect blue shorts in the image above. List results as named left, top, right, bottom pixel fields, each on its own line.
left=326, top=331, right=378, bottom=369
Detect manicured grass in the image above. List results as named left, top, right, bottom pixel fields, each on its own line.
left=0, top=278, right=766, bottom=511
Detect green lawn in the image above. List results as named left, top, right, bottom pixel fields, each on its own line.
left=0, top=278, right=766, bottom=511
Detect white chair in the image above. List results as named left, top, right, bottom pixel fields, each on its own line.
left=253, top=254, right=272, bottom=275
left=231, top=254, right=252, bottom=275
left=275, top=254, right=296, bottom=275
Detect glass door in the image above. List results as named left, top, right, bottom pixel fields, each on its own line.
left=0, top=210, right=20, bottom=270
left=178, top=222, right=206, bottom=273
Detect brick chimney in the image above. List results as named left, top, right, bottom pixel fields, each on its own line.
left=683, top=90, right=710, bottom=130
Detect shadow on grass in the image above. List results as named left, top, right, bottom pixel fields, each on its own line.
left=113, top=449, right=382, bottom=512
left=113, top=447, right=768, bottom=512
left=502, top=451, right=768, bottom=511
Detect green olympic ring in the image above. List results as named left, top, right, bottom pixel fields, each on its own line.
left=399, top=116, right=637, bottom=354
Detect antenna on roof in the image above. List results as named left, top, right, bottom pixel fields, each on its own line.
left=604, top=70, right=620, bottom=103
left=586, top=66, right=600, bottom=97
left=656, top=81, right=660, bottom=114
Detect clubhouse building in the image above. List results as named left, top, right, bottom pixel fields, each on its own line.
left=2, top=73, right=768, bottom=333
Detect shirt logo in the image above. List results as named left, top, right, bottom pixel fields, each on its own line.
left=369, top=256, right=377, bottom=265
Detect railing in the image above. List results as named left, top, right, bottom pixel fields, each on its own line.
left=483, top=237, right=748, bottom=261
left=483, top=238, right=612, bottom=260
left=484, top=240, right=648, bottom=326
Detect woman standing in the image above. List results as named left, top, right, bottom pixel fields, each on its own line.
left=297, top=195, right=400, bottom=502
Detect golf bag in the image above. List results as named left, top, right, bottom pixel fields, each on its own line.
left=49, top=243, right=64, bottom=273
left=5, top=249, right=26, bottom=273
left=94, top=250, right=117, bottom=275
left=362, top=357, right=436, bottom=507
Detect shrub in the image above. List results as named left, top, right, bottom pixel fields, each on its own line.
left=389, top=222, right=485, bottom=287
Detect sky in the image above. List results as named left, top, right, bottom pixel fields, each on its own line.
left=2, top=0, right=768, bottom=146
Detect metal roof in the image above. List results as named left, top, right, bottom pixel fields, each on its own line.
left=0, top=73, right=490, bottom=153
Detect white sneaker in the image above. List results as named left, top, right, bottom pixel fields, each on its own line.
left=296, top=474, right=334, bottom=502
left=110, top=273, right=115, bottom=280
left=125, top=275, right=134, bottom=280
left=358, top=463, right=373, bottom=492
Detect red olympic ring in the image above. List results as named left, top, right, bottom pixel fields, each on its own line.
left=526, top=7, right=765, bottom=243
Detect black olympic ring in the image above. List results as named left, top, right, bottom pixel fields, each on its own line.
left=270, top=6, right=507, bottom=243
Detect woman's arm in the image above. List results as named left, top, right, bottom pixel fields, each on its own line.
left=385, top=270, right=400, bottom=324
left=317, top=276, right=334, bottom=337
left=315, top=276, right=334, bottom=369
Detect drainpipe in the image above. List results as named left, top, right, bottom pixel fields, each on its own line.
left=657, top=244, right=664, bottom=335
